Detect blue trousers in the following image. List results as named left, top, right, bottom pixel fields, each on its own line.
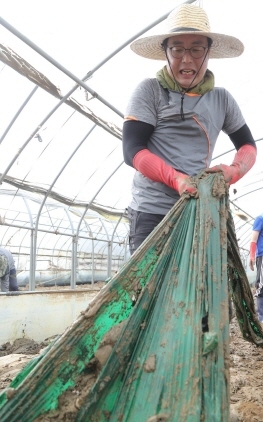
left=9, top=268, right=19, bottom=291
left=254, top=256, right=263, bottom=321
left=257, top=297, right=263, bottom=322
left=255, top=256, right=263, bottom=296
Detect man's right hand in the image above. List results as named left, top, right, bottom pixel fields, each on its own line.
left=132, top=149, right=198, bottom=197
left=174, top=172, right=198, bottom=197
left=249, top=258, right=255, bottom=271
left=249, top=241, right=257, bottom=271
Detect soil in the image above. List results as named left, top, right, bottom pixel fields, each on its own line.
left=18, top=281, right=106, bottom=292
left=229, top=317, right=263, bottom=422
left=1, top=284, right=263, bottom=421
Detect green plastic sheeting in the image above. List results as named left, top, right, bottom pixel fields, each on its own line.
left=0, top=173, right=262, bottom=422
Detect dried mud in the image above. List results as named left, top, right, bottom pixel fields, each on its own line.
left=1, top=285, right=263, bottom=421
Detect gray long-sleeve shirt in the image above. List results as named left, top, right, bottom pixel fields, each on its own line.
left=125, top=78, right=245, bottom=214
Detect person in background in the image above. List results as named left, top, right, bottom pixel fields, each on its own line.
left=0, top=246, right=19, bottom=292
left=122, top=3, right=257, bottom=255
left=249, top=213, right=263, bottom=322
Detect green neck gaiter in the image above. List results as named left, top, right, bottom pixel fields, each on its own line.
left=156, top=65, right=215, bottom=95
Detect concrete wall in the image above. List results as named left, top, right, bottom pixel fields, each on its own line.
left=0, top=290, right=96, bottom=344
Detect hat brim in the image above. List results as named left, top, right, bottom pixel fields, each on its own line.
left=130, top=32, right=244, bottom=60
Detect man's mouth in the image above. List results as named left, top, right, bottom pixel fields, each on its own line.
left=181, top=70, right=195, bottom=75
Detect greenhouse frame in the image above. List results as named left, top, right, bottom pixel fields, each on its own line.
left=0, top=0, right=262, bottom=292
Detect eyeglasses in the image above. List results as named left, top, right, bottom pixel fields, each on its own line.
left=167, top=46, right=208, bottom=59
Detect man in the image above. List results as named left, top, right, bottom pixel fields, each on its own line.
left=249, top=214, right=263, bottom=322
left=0, top=247, right=19, bottom=292
left=122, top=4, right=256, bottom=255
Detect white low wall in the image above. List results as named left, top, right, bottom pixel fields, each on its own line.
left=0, top=290, right=97, bottom=344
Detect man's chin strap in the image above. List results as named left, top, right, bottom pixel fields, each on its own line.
left=156, top=65, right=214, bottom=95
left=158, top=48, right=213, bottom=120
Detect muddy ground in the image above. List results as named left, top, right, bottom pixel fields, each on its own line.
left=1, top=284, right=263, bottom=421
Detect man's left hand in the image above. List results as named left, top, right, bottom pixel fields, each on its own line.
left=206, top=144, right=256, bottom=185
left=206, top=164, right=234, bottom=183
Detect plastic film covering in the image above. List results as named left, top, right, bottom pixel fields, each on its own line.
left=0, top=172, right=262, bottom=422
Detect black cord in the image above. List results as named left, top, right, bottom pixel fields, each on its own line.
left=180, top=93, right=185, bottom=121
left=164, top=48, right=210, bottom=121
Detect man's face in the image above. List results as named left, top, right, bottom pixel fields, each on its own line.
left=165, top=34, right=210, bottom=89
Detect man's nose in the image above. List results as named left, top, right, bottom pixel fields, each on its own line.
left=182, top=50, right=192, bottom=62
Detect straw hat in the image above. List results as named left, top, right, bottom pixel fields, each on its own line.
left=130, top=4, right=244, bottom=60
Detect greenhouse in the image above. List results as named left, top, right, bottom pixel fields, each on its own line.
left=1, top=1, right=263, bottom=421
left=0, top=0, right=261, bottom=291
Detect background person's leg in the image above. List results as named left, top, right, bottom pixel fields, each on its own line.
left=9, top=269, right=19, bottom=291
left=254, top=256, right=263, bottom=321
left=257, top=297, right=263, bottom=322
left=1, top=277, right=9, bottom=292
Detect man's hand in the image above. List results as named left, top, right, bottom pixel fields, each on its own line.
left=174, top=173, right=198, bottom=197
left=249, top=257, right=255, bottom=271
left=206, top=164, right=234, bottom=184
left=133, top=149, right=198, bottom=196
left=206, top=144, right=256, bottom=185
left=249, top=241, right=257, bottom=271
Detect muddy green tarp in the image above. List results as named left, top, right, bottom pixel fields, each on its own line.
left=0, top=173, right=262, bottom=422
